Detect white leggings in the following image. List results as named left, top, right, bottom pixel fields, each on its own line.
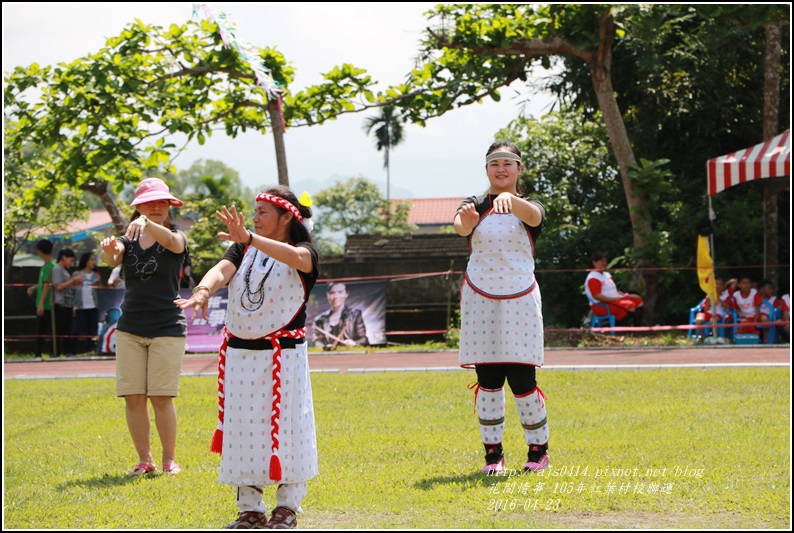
left=236, top=483, right=309, bottom=514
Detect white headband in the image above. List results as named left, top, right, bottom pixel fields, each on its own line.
left=486, top=151, right=522, bottom=164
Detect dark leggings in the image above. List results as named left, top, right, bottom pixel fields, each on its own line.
left=475, top=364, right=537, bottom=396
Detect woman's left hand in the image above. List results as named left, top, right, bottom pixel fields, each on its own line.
left=492, top=192, right=514, bottom=214
left=216, top=205, right=249, bottom=243
left=175, top=291, right=210, bottom=320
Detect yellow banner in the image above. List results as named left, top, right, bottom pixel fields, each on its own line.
left=697, top=235, right=717, bottom=302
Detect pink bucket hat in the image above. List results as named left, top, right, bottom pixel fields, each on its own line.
left=130, top=178, right=183, bottom=207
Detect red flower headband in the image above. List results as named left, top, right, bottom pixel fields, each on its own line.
left=255, top=193, right=303, bottom=222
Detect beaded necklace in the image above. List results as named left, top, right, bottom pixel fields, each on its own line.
left=241, top=250, right=275, bottom=311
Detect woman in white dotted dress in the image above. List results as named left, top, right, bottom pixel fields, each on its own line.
left=176, top=186, right=318, bottom=529
left=454, top=141, right=550, bottom=475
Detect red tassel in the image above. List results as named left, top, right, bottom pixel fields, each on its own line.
left=210, top=428, right=223, bottom=455
left=269, top=454, right=282, bottom=481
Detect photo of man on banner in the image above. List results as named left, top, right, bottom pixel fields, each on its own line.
left=307, top=281, right=387, bottom=349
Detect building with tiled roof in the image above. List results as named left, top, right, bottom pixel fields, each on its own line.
left=394, top=197, right=466, bottom=234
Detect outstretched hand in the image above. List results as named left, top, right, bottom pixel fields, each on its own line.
left=216, top=205, right=249, bottom=243
left=492, top=192, right=514, bottom=214
left=175, top=291, right=209, bottom=321
left=458, top=203, right=479, bottom=231
left=100, top=236, right=118, bottom=256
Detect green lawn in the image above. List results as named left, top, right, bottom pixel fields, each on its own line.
left=3, top=367, right=790, bottom=529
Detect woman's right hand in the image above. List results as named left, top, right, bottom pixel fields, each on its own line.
left=458, top=203, right=479, bottom=231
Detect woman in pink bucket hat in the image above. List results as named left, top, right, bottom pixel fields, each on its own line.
left=100, top=177, right=188, bottom=477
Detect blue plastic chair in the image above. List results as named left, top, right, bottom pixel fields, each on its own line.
left=759, top=300, right=779, bottom=344
left=590, top=303, right=616, bottom=334
left=728, top=309, right=766, bottom=344
left=689, top=301, right=731, bottom=339
left=688, top=302, right=705, bottom=339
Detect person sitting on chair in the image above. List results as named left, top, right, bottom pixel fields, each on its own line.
left=731, top=276, right=762, bottom=334
left=757, top=279, right=780, bottom=343
left=694, top=276, right=734, bottom=340
left=584, top=252, right=644, bottom=326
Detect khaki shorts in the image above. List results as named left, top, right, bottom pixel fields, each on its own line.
left=115, top=331, right=185, bottom=397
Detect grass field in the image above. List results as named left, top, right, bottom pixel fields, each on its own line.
left=3, top=367, right=790, bottom=529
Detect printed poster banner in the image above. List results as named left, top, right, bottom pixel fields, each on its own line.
left=182, top=288, right=228, bottom=352
left=306, top=280, right=388, bottom=349
left=97, top=287, right=125, bottom=354
left=97, top=281, right=387, bottom=353
left=97, top=288, right=228, bottom=354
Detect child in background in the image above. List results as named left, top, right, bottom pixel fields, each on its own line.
left=731, top=276, right=761, bottom=334
left=756, top=280, right=780, bottom=343
left=694, top=277, right=730, bottom=340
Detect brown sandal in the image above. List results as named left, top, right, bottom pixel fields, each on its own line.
left=225, top=511, right=268, bottom=529
left=264, top=507, right=297, bottom=529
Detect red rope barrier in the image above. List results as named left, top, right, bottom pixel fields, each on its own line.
left=9, top=321, right=789, bottom=341
left=5, top=262, right=792, bottom=287
left=386, top=330, right=448, bottom=336
left=592, top=319, right=789, bottom=334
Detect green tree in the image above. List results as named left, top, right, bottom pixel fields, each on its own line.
left=2, top=133, right=94, bottom=274
left=497, top=6, right=789, bottom=324
left=499, top=111, right=626, bottom=326
left=391, top=5, right=654, bottom=266
left=170, top=160, right=251, bottom=278
left=313, top=177, right=414, bottom=252
left=571, top=4, right=790, bottom=316
left=3, top=182, right=90, bottom=280
left=4, top=17, right=376, bottom=234
left=170, top=159, right=252, bottom=200
left=386, top=3, right=789, bottom=323
left=363, top=105, right=406, bottom=207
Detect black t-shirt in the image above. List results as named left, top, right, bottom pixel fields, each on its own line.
left=117, top=231, right=188, bottom=337
left=458, top=193, right=545, bottom=242
left=222, top=242, right=320, bottom=330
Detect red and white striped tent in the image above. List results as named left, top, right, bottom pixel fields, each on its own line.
left=707, top=129, right=790, bottom=196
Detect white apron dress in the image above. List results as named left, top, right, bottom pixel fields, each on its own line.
left=217, top=247, right=319, bottom=486
left=459, top=211, right=544, bottom=368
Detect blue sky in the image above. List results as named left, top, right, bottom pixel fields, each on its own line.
left=3, top=2, right=555, bottom=200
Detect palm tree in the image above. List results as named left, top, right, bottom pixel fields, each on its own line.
left=363, top=105, right=405, bottom=209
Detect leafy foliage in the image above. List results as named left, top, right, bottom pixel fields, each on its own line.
left=4, top=16, right=376, bottom=231
left=499, top=111, right=629, bottom=326
left=313, top=177, right=415, bottom=250
left=394, top=4, right=790, bottom=324
left=169, top=160, right=252, bottom=278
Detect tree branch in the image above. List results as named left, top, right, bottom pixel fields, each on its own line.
left=427, top=28, right=595, bottom=63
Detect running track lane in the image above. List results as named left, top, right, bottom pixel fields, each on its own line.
left=4, top=346, right=790, bottom=379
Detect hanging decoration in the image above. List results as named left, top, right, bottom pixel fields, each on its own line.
left=192, top=4, right=282, bottom=101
